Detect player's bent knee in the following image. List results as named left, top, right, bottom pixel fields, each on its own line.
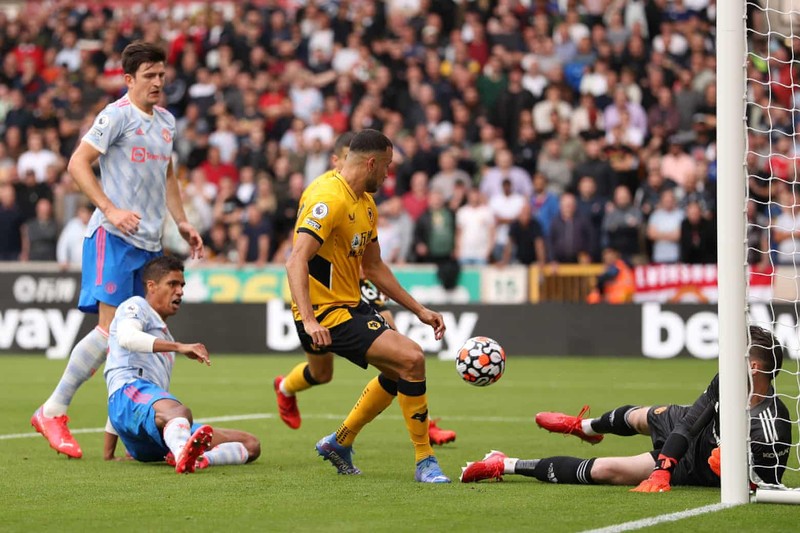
left=397, top=345, right=426, bottom=380
left=244, top=434, right=261, bottom=462
left=311, top=366, right=333, bottom=384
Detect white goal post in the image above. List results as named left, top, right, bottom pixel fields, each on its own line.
left=720, top=0, right=800, bottom=505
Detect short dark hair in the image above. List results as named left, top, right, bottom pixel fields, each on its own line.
left=142, top=256, right=184, bottom=285
left=749, top=325, right=784, bottom=379
left=349, top=129, right=392, bottom=155
left=333, top=132, right=356, bottom=158
left=122, top=41, right=167, bottom=76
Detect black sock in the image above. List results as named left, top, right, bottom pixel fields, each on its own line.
left=589, top=405, right=639, bottom=436
left=518, top=456, right=596, bottom=484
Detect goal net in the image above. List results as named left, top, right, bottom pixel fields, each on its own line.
left=722, top=0, right=800, bottom=504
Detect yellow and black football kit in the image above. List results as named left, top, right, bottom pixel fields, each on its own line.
left=291, top=171, right=390, bottom=366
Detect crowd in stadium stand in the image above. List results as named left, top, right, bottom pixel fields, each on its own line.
left=0, top=0, right=768, bottom=272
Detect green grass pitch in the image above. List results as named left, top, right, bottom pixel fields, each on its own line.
left=0, top=355, right=797, bottom=532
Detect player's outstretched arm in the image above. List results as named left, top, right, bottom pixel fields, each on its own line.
left=286, top=231, right=332, bottom=347
left=165, top=160, right=204, bottom=259
left=117, top=318, right=210, bottom=365
left=168, top=341, right=210, bottom=366
left=68, top=141, right=142, bottom=236
left=362, top=240, right=445, bottom=340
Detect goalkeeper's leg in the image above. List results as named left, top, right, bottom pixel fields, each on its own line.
left=513, top=453, right=655, bottom=485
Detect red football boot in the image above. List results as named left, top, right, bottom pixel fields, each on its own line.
left=535, top=405, right=604, bottom=445
left=274, top=376, right=301, bottom=429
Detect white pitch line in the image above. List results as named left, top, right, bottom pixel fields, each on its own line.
left=1, top=412, right=534, bottom=441
left=580, top=502, right=736, bottom=533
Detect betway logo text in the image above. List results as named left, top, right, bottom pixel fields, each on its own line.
left=0, top=309, right=85, bottom=359
left=265, top=300, right=477, bottom=358
left=642, top=303, right=800, bottom=359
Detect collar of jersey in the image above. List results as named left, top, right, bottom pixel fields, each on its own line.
left=332, top=171, right=358, bottom=201
left=126, top=96, right=155, bottom=120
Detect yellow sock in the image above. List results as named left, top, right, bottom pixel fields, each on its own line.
left=397, top=379, right=434, bottom=462
left=282, top=363, right=315, bottom=395
left=336, top=375, right=396, bottom=447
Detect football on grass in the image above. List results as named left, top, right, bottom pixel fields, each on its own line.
left=455, top=336, right=505, bottom=386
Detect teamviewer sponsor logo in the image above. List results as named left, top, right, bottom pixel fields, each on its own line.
left=131, top=146, right=146, bottom=163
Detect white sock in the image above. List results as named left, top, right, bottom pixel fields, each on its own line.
left=503, top=457, right=519, bottom=475
left=43, top=327, right=108, bottom=417
left=279, top=380, right=294, bottom=397
left=163, top=417, right=192, bottom=458
left=204, top=442, right=249, bottom=466
left=581, top=419, right=598, bottom=436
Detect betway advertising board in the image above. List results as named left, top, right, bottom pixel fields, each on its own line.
left=1, top=271, right=797, bottom=359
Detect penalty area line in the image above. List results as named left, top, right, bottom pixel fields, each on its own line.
left=580, top=502, right=736, bottom=533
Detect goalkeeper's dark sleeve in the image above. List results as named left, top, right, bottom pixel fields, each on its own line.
left=657, top=374, right=720, bottom=467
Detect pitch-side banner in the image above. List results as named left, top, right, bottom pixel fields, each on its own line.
left=633, top=264, right=773, bottom=303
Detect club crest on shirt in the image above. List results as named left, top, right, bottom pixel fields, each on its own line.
left=367, top=207, right=374, bottom=223
left=312, top=202, right=329, bottom=219
left=162, top=128, right=172, bottom=143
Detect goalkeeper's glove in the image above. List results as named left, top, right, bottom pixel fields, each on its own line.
left=708, top=447, right=721, bottom=477
left=631, top=454, right=676, bottom=493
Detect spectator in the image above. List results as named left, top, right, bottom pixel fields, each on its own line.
left=272, top=172, right=305, bottom=262
left=549, top=193, right=594, bottom=264
left=530, top=172, right=561, bottom=236
left=56, top=202, right=91, bottom=270
left=24, top=197, right=58, bottom=261
left=746, top=199, right=770, bottom=267
left=602, top=185, right=643, bottom=262
left=237, top=204, right=272, bottom=267
left=513, top=122, right=540, bottom=175
left=208, top=113, right=239, bottom=165
left=634, top=156, right=677, bottom=219
left=603, top=87, right=648, bottom=136
left=402, top=171, right=430, bottom=223
left=575, top=176, right=606, bottom=260
left=572, top=135, right=615, bottom=197
left=200, top=145, right=238, bottom=186
left=377, top=196, right=414, bottom=264
left=430, top=149, right=472, bottom=201
left=14, top=168, right=53, bottom=221
left=679, top=201, right=717, bottom=264
left=203, top=222, right=234, bottom=264
left=586, top=248, right=635, bottom=304
left=647, top=189, right=684, bottom=264
left=532, top=85, right=573, bottom=136
left=647, top=86, right=681, bottom=138
left=0, top=183, right=25, bottom=261
left=455, top=188, right=495, bottom=266
left=772, top=187, right=800, bottom=265
left=213, top=176, right=245, bottom=227
left=501, top=202, right=546, bottom=269
left=413, top=190, right=455, bottom=264
left=17, top=131, right=60, bottom=184
left=489, top=178, right=528, bottom=261
left=492, top=66, right=535, bottom=148
left=536, top=138, right=572, bottom=194
left=661, top=137, right=697, bottom=188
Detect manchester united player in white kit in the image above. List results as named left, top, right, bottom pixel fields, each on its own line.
left=31, top=41, right=203, bottom=458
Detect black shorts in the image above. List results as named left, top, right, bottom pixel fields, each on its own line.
left=360, top=279, right=388, bottom=314
left=647, top=405, right=719, bottom=487
left=295, top=302, right=390, bottom=369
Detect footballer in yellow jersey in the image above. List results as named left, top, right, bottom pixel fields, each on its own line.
left=290, top=170, right=380, bottom=331
left=284, top=129, right=451, bottom=482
